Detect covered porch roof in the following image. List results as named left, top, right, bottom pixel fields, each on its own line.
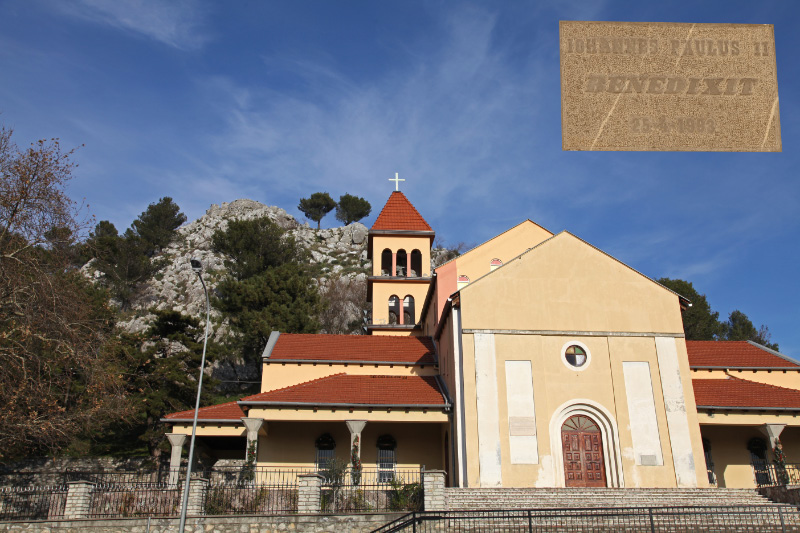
left=694, top=375, right=800, bottom=413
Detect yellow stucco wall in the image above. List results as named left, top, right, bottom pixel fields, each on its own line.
left=256, top=421, right=445, bottom=471
left=169, top=424, right=245, bottom=437
left=443, top=220, right=553, bottom=285
left=459, top=232, right=684, bottom=334
left=371, top=280, right=430, bottom=326
left=260, top=361, right=438, bottom=391
left=691, top=368, right=800, bottom=390
left=245, top=407, right=448, bottom=423
left=698, top=412, right=800, bottom=426
left=458, top=332, right=705, bottom=488
left=449, top=231, right=708, bottom=488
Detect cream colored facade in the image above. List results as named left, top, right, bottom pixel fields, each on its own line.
left=428, top=231, right=707, bottom=488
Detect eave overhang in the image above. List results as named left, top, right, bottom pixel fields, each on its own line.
left=160, top=418, right=243, bottom=424
left=237, top=401, right=450, bottom=410
left=692, top=366, right=800, bottom=372
left=266, top=359, right=434, bottom=367
left=697, top=406, right=800, bottom=412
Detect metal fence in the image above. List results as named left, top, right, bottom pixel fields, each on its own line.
left=0, top=485, right=67, bottom=521
left=0, top=465, right=424, bottom=520
left=204, top=466, right=312, bottom=515
left=754, top=462, right=800, bottom=487
left=320, top=467, right=423, bottom=513
left=87, top=482, right=181, bottom=518
left=373, top=506, right=800, bottom=533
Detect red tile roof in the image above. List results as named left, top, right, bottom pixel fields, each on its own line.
left=371, top=192, right=433, bottom=232
left=269, top=334, right=436, bottom=364
left=164, top=401, right=244, bottom=421
left=686, top=341, right=799, bottom=369
left=240, top=374, right=447, bottom=406
left=693, top=375, right=800, bottom=410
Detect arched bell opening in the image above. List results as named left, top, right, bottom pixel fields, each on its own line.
left=381, top=249, right=392, bottom=276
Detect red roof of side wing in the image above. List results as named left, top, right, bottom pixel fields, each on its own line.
left=240, top=374, right=447, bottom=407
left=163, top=401, right=244, bottom=422
left=686, top=340, right=800, bottom=369
left=371, top=192, right=433, bottom=232
left=268, top=334, right=436, bottom=364
left=693, top=376, right=800, bottom=410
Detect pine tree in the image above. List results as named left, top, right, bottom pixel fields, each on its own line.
left=298, top=192, right=336, bottom=229
left=132, top=197, right=187, bottom=254
left=335, top=194, right=371, bottom=225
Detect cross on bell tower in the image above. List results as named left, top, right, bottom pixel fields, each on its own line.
left=389, top=172, right=405, bottom=191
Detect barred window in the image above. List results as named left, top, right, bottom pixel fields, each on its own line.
left=377, top=435, right=397, bottom=483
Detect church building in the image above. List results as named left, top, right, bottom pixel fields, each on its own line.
left=164, top=188, right=800, bottom=490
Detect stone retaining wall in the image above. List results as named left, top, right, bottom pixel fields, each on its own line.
left=759, top=485, right=800, bottom=505
left=0, top=513, right=402, bottom=532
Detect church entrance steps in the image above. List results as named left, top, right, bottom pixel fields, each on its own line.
left=445, top=487, right=778, bottom=510
left=373, top=506, right=800, bottom=532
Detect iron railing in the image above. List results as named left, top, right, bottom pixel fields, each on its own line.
left=87, top=482, right=181, bottom=518
left=204, top=466, right=313, bottom=515
left=0, top=485, right=67, bottom=521
left=373, top=506, right=800, bottom=533
left=753, top=462, right=800, bottom=487
left=0, top=465, right=423, bottom=519
left=320, top=467, right=423, bottom=513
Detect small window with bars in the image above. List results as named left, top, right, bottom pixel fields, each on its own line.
left=377, top=435, right=397, bottom=483
left=315, top=433, right=336, bottom=471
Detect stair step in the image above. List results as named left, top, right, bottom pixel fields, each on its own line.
left=444, top=488, right=776, bottom=511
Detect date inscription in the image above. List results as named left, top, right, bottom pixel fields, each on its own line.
left=630, top=116, right=716, bottom=134
left=560, top=21, right=781, bottom=151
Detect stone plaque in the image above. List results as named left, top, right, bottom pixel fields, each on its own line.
left=508, top=416, right=537, bottom=436
left=560, top=21, right=781, bottom=152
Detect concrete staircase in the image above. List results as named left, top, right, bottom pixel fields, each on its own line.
left=446, top=487, right=778, bottom=510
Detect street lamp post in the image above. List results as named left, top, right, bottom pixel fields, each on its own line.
left=178, top=258, right=211, bottom=531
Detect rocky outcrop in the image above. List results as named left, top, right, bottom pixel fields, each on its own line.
left=81, top=199, right=371, bottom=389
left=97, top=199, right=370, bottom=335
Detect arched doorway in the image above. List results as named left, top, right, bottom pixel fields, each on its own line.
left=561, top=415, right=607, bottom=487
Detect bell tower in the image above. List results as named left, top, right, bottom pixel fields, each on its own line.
left=367, top=177, right=434, bottom=336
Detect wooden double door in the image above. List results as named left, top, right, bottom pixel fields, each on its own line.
left=562, top=415, right=607, bottom=487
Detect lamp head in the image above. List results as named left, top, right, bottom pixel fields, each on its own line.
left=190, top=258, right=203, bottom=273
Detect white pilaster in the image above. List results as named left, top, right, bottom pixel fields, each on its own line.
left=655, top=337, right=697, bottom=487
left=474, top=332, right=502, bottom=487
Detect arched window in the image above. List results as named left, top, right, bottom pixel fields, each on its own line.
left=377, top=435, right=397, bottom=482
left=388, top=295, right=400, bottom=325
left=396, top=249, right=407, bottom=277
left=410, top=250, right=423, bottom=278
left=315, top=433, right=336, bottom=470
left=457, top=275, right=469, bottom=290
left=404, top=295, right=415, bottom=325
left=490, top=258, right=503, bottom=271
left=381, top=249, right=392, bottom=276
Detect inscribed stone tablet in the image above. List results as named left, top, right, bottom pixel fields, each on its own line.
left=560, top=21, right=781, bottom=152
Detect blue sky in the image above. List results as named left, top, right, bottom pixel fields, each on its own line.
left=1, top=1, right=798, bottom=356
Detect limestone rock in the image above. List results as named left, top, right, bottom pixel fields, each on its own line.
left=85, top=199, right=372, bottom=391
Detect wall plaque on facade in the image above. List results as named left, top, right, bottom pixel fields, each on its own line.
left=560, top=21, right=781, bottom=152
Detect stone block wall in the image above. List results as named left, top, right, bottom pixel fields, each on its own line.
left=0, top=513, right=404, bottom=532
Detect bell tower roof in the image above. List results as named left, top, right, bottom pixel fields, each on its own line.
left=371, top=191, right=433, bottom=233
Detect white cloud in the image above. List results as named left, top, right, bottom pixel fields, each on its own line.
left=57, top=0, right=210, bottom=50
left=194, top=5, right=551, bottom=227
